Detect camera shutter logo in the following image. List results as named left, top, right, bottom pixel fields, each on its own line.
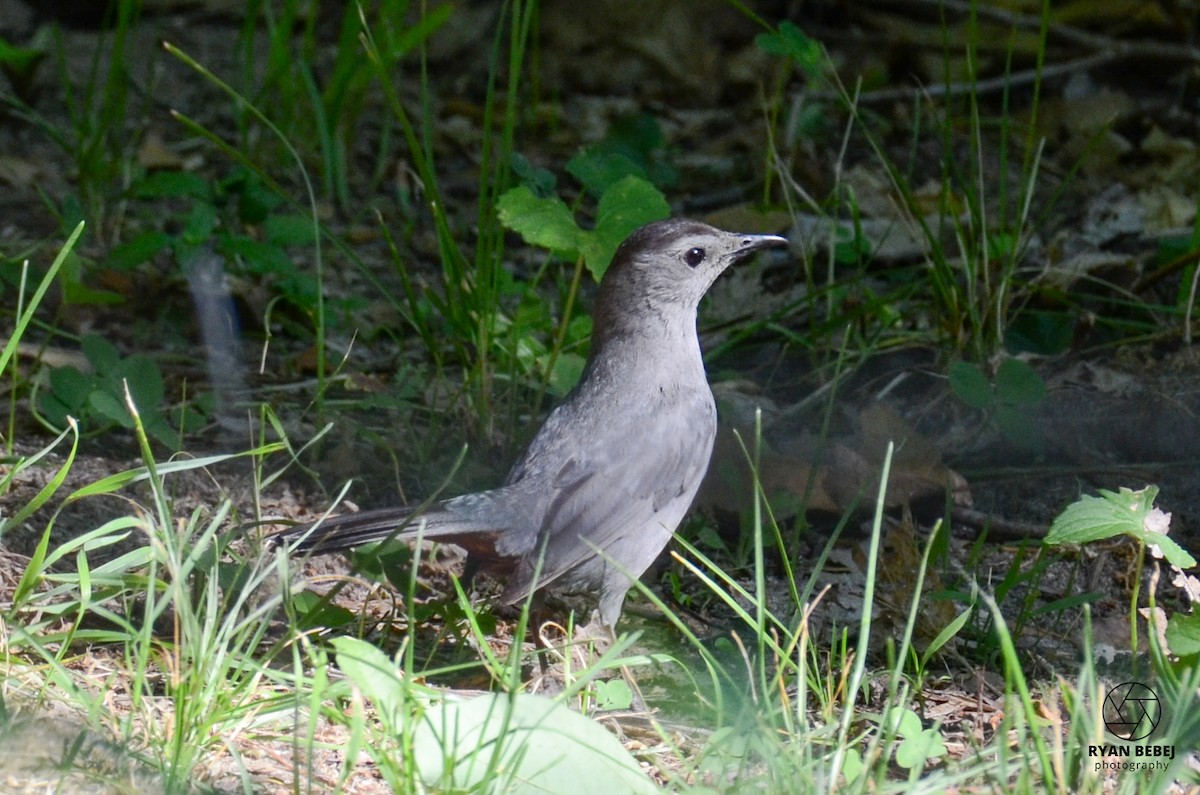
left=1103, top=682, right=1160, bottom=742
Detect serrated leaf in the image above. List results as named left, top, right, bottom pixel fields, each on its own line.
left=496, top=186, right=585, bottom=256
left=948, top=360, right=992, bottom=410
left=1044, top=487, right=1190, bottom=565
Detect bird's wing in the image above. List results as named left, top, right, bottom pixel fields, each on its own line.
left=502, top=391, right=716, bottom=601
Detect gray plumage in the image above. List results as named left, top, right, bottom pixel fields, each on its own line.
left=273, top=218, right=788, bottom=628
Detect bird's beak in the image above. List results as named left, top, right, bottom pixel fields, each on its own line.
left=734, top=233, right=789, bottom=257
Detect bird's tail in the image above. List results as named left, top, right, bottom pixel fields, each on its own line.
left=269, top=503, right=501, bottom=558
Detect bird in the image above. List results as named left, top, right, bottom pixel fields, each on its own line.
left=272, top=218, right=789, bottom=631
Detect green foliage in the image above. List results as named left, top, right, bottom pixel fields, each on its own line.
left=36, top=333, right=205, bottom=450
left=411, top=690, right=657, bottom=793
left=1046, top=485, right=1196, bottom=569
left=566, top=113, right=679, bottom=195
left=498, top=174, right=670, bottom=282
left=19, top=0, right=143, bottom=232
left=0, top=32, right=45, bottom=95
left=755, top=20, right=824, bottom=80
left=948, top=357, right=1046, bottom=449
left=2, top=224, right=83, bottom=454
left=105, top=167, right=318, bottom=307
left=1166, top=611, right=1200, bottom=666
left=883, top=705, right=948, bottom=772
left=1046, top=484, right=1198, bottom=677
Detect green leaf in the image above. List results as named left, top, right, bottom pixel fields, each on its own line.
left=496, top=186, right=585, bottom=256
left=1044, top=487, right=1196, bottom=568
left=995, top=357, right=1045, bottom=406
left=509, top=152, right=557, bottom=197
left=566, top=149, right=646, bottom=197
left=220, top=237, right=293, bottom=276
left=0, top=34, right=44, bottom=74
left=994, top=402, right=1043, bottom=451
left=82, top=334, right=121, bottom=375
left=227, top=170, right=283, bottom=223
left=1166, top=612, right=1200, bottom=658
left=48, top=366, right=93, bottom=412
left=59, top=251, right=124, bottom=306
left=329, top=637, right=408, bottom=726
left=895, top=727, right=947, bottom=769
left=181, top=200, right=219, bottom=245
left=594, top=678, right=634, bottom=710
left=264, top=213, right=318, bottom=246
left=89, top=390, right=130, bottom=427
left=547, top=351, right=586, bottom=397
left=413, top=693, right=656, bottom=794
left=133, top=171, right=212, bottom=200
left=755, top=21, right=823, bottom=78
left=143, top=414, right=182, bottom=451
left=584, top=175, right=669, bottom=280
left=105, top=230, right=171, bottom=271
left=948, top=360, right=992, bottom=410
left=117, top=354, right=165, bottom=412
left=1046, top=492, right=1144, bottom=545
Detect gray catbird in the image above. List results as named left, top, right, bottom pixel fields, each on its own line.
left=273, top=218, right=788, bottom=629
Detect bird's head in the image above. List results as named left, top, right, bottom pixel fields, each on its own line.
left=595, top=219, right=788, bottom=333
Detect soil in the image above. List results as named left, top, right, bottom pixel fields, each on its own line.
left=1, top=1, right=1199, bottom=792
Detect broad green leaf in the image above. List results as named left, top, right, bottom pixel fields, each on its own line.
left=89, top=390, right=131, bottom=427
left=1166, top=613, right=1200, bottom=657
left=133, top=170, right=212, bottom=200
left=265, top=213, right=318, bottom=246
left=414, top=693, right=656, bottom=794
left=948, top=360, right=992, bottom=410
left=496, top=186, right=585, bottom=257
left=329, top=636, right=408, bottom=726
left=1046, top=486, right=1195, bottom=567
left=105, top=230, right=171, bottom=271
left=82, top=334, right=121, bottom=375
left=117, top=354, right=165, bottom=410
left=48, top=366, right=92, bottom=412
left=996, top=357, right=1046, bottom=405
left=585, top=175, right=669, bottom=280
left=1046, top=493, right=1142, bottom=545
left=566, top=149, right=645, bottom=197
left=755, top=21, right=823, bottom=78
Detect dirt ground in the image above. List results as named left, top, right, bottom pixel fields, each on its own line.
left=2, top=0, right=1199, bottom=791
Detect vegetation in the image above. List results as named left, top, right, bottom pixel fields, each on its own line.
left=1, top=1, right=1197, bottom=792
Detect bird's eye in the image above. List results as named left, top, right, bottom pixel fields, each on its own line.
left=684, top=247, right=706, bottom=267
